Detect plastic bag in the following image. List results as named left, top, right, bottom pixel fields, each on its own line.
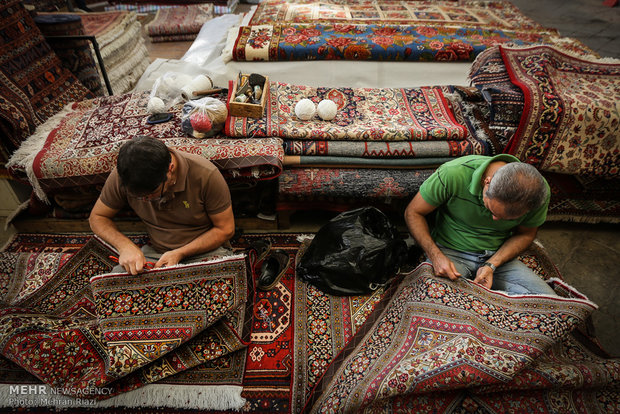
left=149, top=72, right=193, bottom=111
left=181, top=97, right=228, bottom=138
left=296, top=207, right=407, bottom=296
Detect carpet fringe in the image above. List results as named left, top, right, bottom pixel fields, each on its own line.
left=296, top=234, right=315, bottom=242
left=101, top=21, right=143, bottom=64
left=96, top=12, right=137, bottom=51
left=0, top=383, right=246, bottom=410
left=109, top=42, right=150, bottom=94
left=5, top=104, right=78, bottom=203
left=547, top=277, right=597, bottom=307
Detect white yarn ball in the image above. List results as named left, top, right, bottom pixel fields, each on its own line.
left=317, top=99, right=338, bottom=121
left=295, top=98, right=316, bottom=121
left=147, top=97, right=166, bottom=114
left=197, top=97, right=228, bottom=125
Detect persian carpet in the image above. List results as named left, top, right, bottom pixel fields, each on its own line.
left=230, top=23, right=551, bottom=62
left=0, top=0, right=93, bottom=163
left=305, top=263, right=618, bottom=413
left=284, top=139, right=481, bottom=158
left=283, top=155, right=452, bottom=168
left=2, top=233, right=618, bottom=413
left=146, top=4, right=214, bottom=41
left=277, top=167, right=434, bottom=213
left=246, top=0, right=547, bottom=32
left=281, top=85, right=500, bottom=159
left=35, top=14, right=105, bottom=97
left=6, top=91, right=284, bottom=202
left=0, top=236, right=251, bottom=409
left=501, top=45, right=620, bottom=178
left=90, top=255, right=249, bottom=379
left=225, top=82, right=468, bottom=141
left=77, top=11, right=151, bottom=95
left=544, top=172, right=620, bottom=224
left=469, top=45, right=526, bottom=129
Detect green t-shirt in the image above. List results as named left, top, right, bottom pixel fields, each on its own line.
left=418, top=154, right=549, bottom=253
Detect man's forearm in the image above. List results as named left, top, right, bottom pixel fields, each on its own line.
left=173, top=226, right=233, bottom=260
left=486, top=230, right=536, bottom=268
left=405, top=209, right=442, bottom=261
left=89, top=214, right=136, bottom=253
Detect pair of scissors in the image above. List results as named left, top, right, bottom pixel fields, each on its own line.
left=108, top=256, right=156, bottom=270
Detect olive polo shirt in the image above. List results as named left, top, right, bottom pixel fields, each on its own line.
left=100, top=149, right=232, bottom=253
left=418, top=154, right=549, bottom=253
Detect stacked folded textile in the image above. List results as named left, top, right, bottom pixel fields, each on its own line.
left=105, top=0, right=238, bottom=15
left=145, top=4, right=215, bottom=43
left=78, top=11, right=151, bottom=94
left=225, top=81, right=500, bottom=211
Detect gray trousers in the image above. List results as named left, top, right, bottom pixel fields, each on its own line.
left=112, top=244, right=233, bottom=274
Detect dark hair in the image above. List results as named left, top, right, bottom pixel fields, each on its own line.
left=485, top=163, right=548, bottom=217
left=117, top=136, right=171, bottom=196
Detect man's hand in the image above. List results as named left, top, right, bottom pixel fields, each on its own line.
left=429, top=251, right=462, bottom=281
left=473, top=266, right=493, bottom=289
left=118, top=244, right=147, bottom=275
left=155, top=249, right=184, bottom=269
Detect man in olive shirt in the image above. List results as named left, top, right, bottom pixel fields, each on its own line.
left=89, top=136, right=235, bottom=275
left=404, top=154, right=556, bottom=295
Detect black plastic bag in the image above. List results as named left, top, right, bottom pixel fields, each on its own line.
left=296, top=207, right=407, bottom=296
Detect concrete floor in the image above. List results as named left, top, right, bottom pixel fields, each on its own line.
left=1, top=0, right=619, bottom=357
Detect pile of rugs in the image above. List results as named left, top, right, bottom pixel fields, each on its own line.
left=34, top=13, right=107, bottom=97
left=0, top=0, right=94, bottom=165
left=33, top=9, right=150, bottom=95
left=225, top=81, right=495, bottom=213
left=106, top=0, right=239, bottom=16
left=145, top=4, right=215, bottom=43
left=469, top=44, right=620, bottom=223
left=0, top=232, right=618, bottom=412
left=225, top=0, right=591, bottom=63
left=6, top=91, right=284, bottom=204
left=76, top=10, right=151, bottom=95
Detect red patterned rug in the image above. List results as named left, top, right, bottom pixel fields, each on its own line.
left=1, top=233, right=617, bottom=413
left=146, top=4, right=214, bottom=41
left=304, top=264, right=618, bottom=413
left=6, top=91, right=283, bottom=202
left=501, top=45, right=620, bottom=178
left=226, top=82, right=468, bottom=141
left=35, top=14, right=105, bottom=97
left=0, top=236, right=251, bottom=410
left=0, top=0, right=93, bottom=164
left=247, top=1, right=547, bottom=31
left=230, top=23, right=559, bottom=63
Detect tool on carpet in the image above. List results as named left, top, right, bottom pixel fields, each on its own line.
left=108, top=255, right=156, bottom=270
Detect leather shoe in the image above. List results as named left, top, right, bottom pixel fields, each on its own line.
left=248, top=238, right=272, bottom=262
left=257, top=249, right=290, bottom=290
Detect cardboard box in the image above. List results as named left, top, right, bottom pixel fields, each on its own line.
left=229, top=75, right=268, bottom=119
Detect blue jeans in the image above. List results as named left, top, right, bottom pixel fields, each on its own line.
left=435, top=244, right=556, bottom=296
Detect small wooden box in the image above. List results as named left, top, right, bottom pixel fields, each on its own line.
left=229, top=75, right=268, bottom=119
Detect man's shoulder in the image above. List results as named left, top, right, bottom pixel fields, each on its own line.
left=437, top=156, right=482, bottom=179
left=177, top=150, right=218, bottom=171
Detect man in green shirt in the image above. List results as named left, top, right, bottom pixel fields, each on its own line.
left=404, top=154, right=556, bottom=295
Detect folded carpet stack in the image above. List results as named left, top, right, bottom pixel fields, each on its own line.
left=105, top=0, right=238, bottom=16
left=146, top=4, right=215, bottom=43
left=81, top=11, right=151, bottom=95
left=37, top=10, right=151, bottom=95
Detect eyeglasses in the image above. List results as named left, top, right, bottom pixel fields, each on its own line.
left=132, top=181, right=166, bottom=202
